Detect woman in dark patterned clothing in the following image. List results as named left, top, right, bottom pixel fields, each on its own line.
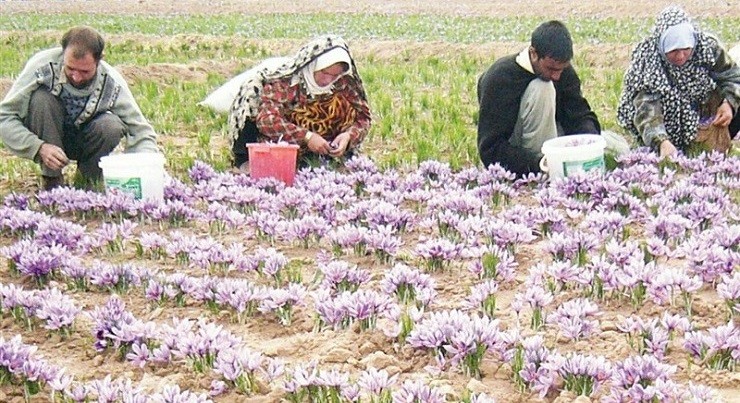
left=617, top=6, right=740, bottom=157
left=228, top=35, right=371, bottom=171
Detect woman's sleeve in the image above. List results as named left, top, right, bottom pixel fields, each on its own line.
left=255, top=79, right=311, bottom=144
left=633, top=91, right=669, bottom=148
left=710, top=43, right=740, bottom=114
left=343, top=77, right=372, bottom=148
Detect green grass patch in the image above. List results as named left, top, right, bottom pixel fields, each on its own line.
left=0, top=12, right=737, bottom=182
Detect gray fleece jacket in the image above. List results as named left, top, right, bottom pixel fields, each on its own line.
left=0, top=48, right=159, bottom=160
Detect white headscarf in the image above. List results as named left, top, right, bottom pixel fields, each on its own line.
left=296, top=47, right=353, bottom=96
left=659, top=22, right=696, bottom=54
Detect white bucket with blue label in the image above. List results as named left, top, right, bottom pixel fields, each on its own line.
left=540, top=134, right=606, bottom=179
left=99, top=153, right=166, bottom=202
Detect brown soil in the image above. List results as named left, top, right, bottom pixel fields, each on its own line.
left=1, top=0, right=738, bottom=18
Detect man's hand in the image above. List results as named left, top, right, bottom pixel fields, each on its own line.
left=328, top=132, right=351, bottom=157
left=659, top=139, right=678, bottom=158
left=712, top=100, right=734, bottom=128
left=38, top=143, right=69, bottom=170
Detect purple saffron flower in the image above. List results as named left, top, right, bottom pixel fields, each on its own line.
left=547, top=298, right=600, bottom=341
left=391, top=379, right=445, bottom=403
left=380, top=263, right=437, bottom=307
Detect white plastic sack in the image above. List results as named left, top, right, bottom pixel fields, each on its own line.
left=730, top=43, right=740, bottom=65
left=198, top=57, right=291, bottom=114
left=601, top=130, right=631, bottom=156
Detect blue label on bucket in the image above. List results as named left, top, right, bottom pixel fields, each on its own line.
left=563, top=156, right=605, bottom=176
left=105, top=177, right=142, bottom=199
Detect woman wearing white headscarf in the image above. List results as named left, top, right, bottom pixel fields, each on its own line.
left=228, top=35, right=371, bottom=170
left=617, top=6, right=740, bottom=156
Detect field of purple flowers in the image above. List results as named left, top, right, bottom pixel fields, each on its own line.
left=0, top=150, right=739, bottom=402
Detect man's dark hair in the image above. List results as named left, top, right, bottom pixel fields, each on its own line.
left=531, top=20, right=573, bottom=61
left=61, top=26, right=105, bottom=61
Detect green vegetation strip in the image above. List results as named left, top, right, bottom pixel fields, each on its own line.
left=0, top=12, right=737, bottom=182
left=0, top=13, right=737, bottom=44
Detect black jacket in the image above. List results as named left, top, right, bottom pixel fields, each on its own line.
left=477, top=54, right=601, bottom=175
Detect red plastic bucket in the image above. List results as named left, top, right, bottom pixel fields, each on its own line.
left=246, top=143, right=300, bottom=186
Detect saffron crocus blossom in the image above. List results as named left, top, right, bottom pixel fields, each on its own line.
left=380, top=263, right=437, bottom=307
left=427, top=190, right=487, bottom=218
left=429, top=209, right=463, bottom=241
left=313, top=289, right=350, bottom=329
left=486, top=219, right=536, bottom=254
left=480, top=163, right=517, bottom=184
left=528, top=206, right=567, bottom=237
left=542, top=261, right=592, bottom=293
left=146, top=200, right=202, bottom=227
left=344, top=289, right=394, bottom=330
left=34, top=218, right=88, bottom=251
left=135, top=231, right=169, bottom=259
left=212, top=278, right=267, bottom=322
left=513, top=285, right=553, bottom=330
left=646, top=267, right=702, bottom=315
left=318, top=260, right=370, bottom=294
left=453, top=167, right=483, bottom=189
left=86, top=296, right=139, bottom=353
left=462, top=279, right=499, bottom=318
left=213, top=347, right=265, bottom=395
left=34, top=287, right=81, bottom=335
left=363, top=199, right=414, bottom=232
left=717, top=271, right=740, bottom=318
left=617, top=316, right=669, bottom=359
left=284, top=214, right=330, bottom=247
left=344, top=154, right=379, bottom=174
left=1, top=239, right=72, bottom=285
left=366, top=225, right=401, bottom=264
left=150, top=384, right=212, bottom=403
left=204, top=202, right=247, bottom=233
left=253, top=247, right=295, bottom=285
left=614, top=256, right=655, bottom=308
left=169, top=319, right=242, bottom=373
left=188, top=160, right=218, bottom=183
left=643, top=213, right=692, bottom=247
left=454, top=214, right=489, bottom=243
left=0, top=334, right=41, bottom=380
left=414, top=237, right=462, bottom=272
left=683, top=321, right=739, bottom=371
left=580, top=210, right=632, bottom=242
left=357, top=367, right=397, bottom=401
left=550, top=352, right=613, bottom=397
left=684, top=241, right=737, bottom=284
left=282, top=360, right=319, bottom=397
left=88, top=261, right=146, bottom=292
left=511, top=335, right=555, bottom=397
left=258, top=283, right=307, bottom=326
left=312, top=368, right=351, bottom=402
left=391, top=379, right=445, bottom=403
left=467, top=245, right=517, bottom=283
left=606, top=354, right=678, bottom=402
left=684, top=382, right=721, bottom=403
left=659, top=312, right=692, bottom=338
left=328, top=223, right=369, bottom=256
left=546, top=230, right=599, bottom=266
left=0, top=206, right=46, bottom=236
left=547, top=298, right=600, bottom=342
left=417, top=160, right=453, bottom=185
left=406, top=310, right=511, bottom=377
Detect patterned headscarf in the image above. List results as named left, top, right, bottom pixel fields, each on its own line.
left=617, top=6, right=717, bottom=148
left=228, top=35, right=365, bottom=141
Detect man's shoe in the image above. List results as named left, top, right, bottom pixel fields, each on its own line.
left=41, top=175, right=65, bottom=191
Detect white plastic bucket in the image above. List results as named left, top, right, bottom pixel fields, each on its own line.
left=540, top=134, right=606, bottom=179
left=98, top=153, right=166, bottom=202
